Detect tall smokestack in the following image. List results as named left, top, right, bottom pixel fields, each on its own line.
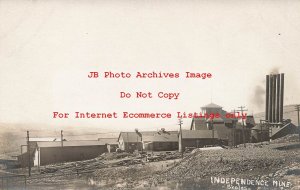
left=265, top=75, right=270, bottom=121
left=265, top=72, right=285, bottom=125
left=272, top=74, right=277, bottom=123
left=279, top=73, right=284, bottom=122
left=276, top=74, right=280, bottom=123
left=269, top=75, right=273, bottom=123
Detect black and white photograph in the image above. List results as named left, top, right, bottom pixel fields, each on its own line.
left=0, top=0, right=300, bottom=189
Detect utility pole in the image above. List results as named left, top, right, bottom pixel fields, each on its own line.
left=210, top=119, right=215, bottom=146
left=61, top=130, right=64, bottom=147
left=231, top=109, right=236, bottom=148
left=237, top=106, right=248, bottom=148
left=295, top=105, right=300, bottom=141
left=260, top=120, right=263, bottom=145
left=178, top=117, right=183, bottom=159
left=26, top=131, right=31, bottom=177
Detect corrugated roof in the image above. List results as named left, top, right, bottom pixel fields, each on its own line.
left=37, top=141, right=105, bottom=148
left=201, top=103, right=222, bottom=109
left=143, top=133, right=178, bottom=142
left=181, top=130, right=219, bottom=139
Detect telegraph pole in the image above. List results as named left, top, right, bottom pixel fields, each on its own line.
left=26, top=131, right=31, bottom=176
left=61, top=130, right=64, bottom=147
left=295, top=105, right=300, bottom=141
left=178, top=117, right=183, bottom=159
left=210, top=119, right=215, bottom=146
left=231, top=109, right=237, bottom=148
left=237, top=106, right=248, bottom=148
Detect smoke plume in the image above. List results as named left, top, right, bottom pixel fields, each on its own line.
left=251, top=85, right=265, bottom=109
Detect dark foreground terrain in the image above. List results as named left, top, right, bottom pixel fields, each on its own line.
left=1, top=135, right=300, bottom=190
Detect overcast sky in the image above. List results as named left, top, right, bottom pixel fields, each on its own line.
left=1, top=0, right=300, bottom=131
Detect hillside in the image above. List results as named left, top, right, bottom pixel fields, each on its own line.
left=254, top=104, right=299, bottom=126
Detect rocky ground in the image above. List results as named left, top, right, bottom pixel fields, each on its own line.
left=3, top=135, right=300, bottom=190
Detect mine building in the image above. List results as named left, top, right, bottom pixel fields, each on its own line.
left=190, top=103, right=252, bottom=147
left=179, top=130, right=219, bottom=151
left=18, top=140, right=107, bottom=167
left=18, top=137, right=63, bottom=167
left=118, top=130, right=143, bottom=152
left=98, top=138, right=119, bottom=153
left=118, top=129, right=178, bottom=152
left=142, top=129, right=178, bottom=151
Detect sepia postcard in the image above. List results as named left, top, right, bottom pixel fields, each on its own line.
left=0, top=0, right=300, bottom=189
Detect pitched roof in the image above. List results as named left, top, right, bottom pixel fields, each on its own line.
left=118, top=130, right=178, bottom=142
left=36, top=141, right=105, bottom=148
left=118, top=132, right=142, bottom=142
left=181, top=130, right=219, bottom=139
left=201, top=103, right=222, bottom=109
left=143, top=133, right=178, bottom=142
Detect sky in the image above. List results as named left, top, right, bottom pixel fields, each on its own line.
left=0, top=0, right=300, bottom=132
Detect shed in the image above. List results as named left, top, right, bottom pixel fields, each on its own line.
left=179, top=130, right=219, bottom=151
left=33, top=141, right=107, bottom=167
left=142, top=132, right=178, bottom=151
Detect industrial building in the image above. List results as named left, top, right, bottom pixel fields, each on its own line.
left=142, top=130, right=178, bottom=151
left=190, top=103, right=252, bottom=147
left=262, top=73, right=296, bottom=139
left=18, top=141, right=107, bottom=167
left=179, top=130, right=219, bottom=151
left=117, top=129, right=178, bottom=152
left=18, top=137, right=62, bottom=167
left=98, top=138, right=119, bottom=153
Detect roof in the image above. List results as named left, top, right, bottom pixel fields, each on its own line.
left=206, top=117, right=224, bottom=123
left=36, top=141, right=105, bottom=148
left=201, top=103, right=222, bottom=109
left=118, top=130, right=178, bottom=142
left=98, top=138, right=118, bottom=145
left=118, top=132, right=142, bottom=142
left=181, top=130, right=219, bottom=139
left=143, top=133, right=178, bottom=142
left=29, top=137, right=61, bottom=142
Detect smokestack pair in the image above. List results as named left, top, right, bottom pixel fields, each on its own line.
left=265, top=73, right=284, bottom=123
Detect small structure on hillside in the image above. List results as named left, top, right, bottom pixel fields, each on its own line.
left=98, top=138, right=118, bottom=153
